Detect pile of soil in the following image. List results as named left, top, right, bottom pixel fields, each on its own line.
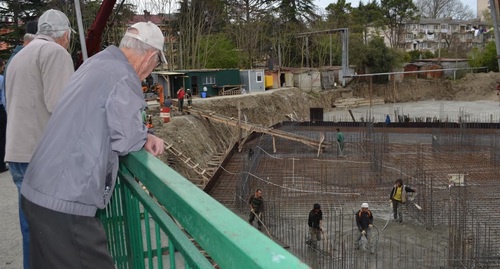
left=350, top=72, right=499, bottom=102
left=452, top=72, right=500, bottom=101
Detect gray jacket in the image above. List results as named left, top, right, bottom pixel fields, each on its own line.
left=21, top=46, right=147, bottom=217
left=5, top=35, right=74, bottom=162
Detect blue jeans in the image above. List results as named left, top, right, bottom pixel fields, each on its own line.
left=9, top=162, right=29, bottom=269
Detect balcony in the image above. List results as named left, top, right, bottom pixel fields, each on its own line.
left=98, top=150, right=308, bottom=268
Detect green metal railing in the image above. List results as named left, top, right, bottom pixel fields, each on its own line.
left=99, top=149, right=309, bottom=269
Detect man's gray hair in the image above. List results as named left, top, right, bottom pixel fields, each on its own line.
left=24, top=33, right=36, bottom=42
left=119, top=31, right=157, bottom=55
left=37, top=29, right=69, bottom=39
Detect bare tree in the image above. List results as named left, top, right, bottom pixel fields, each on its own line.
left=131, top=0, right=177, bottom=15
left=415, top=0, right=474, bottom=20
left=225, top=0, right=274, bottom=68
left=178, top=0, right=225, bottom=69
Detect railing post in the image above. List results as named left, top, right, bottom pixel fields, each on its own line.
left=121, top=176, right=146, bottom=269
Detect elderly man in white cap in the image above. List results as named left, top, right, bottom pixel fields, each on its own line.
left=20, top=21, right=165, bottom=268
left=5, top=9, right=74, bottom=269
left=355, top=202, right=375, bottom=254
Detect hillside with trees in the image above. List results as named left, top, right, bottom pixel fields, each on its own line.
left=0, top=0, right=493, bottom=73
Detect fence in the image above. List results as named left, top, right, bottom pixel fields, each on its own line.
left=210, top=122, right=500, bottom=268
left=98, top=150, right=309, bottom=268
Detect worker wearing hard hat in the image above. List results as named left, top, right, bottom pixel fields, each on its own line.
left=355, top=202, right=374, bottom=254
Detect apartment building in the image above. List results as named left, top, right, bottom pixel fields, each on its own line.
left=401, top=18, right=493, bottom=54
left=367, top=18, right=493, bottom=54
left=478, top=0, right=489, bottom=19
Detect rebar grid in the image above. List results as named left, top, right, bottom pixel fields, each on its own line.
left=209, top=123, right=500, bottom=268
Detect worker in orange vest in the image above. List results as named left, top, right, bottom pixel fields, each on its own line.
left=156, top=83, right=164, bottom=106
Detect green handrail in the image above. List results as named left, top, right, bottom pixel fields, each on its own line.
left=100, top=149, right=309, bottom=268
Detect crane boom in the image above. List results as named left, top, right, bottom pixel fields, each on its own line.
left=85, top=0, right=117, bottom=58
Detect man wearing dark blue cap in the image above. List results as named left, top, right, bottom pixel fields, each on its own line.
left=0, top=19, right=38, bottom=269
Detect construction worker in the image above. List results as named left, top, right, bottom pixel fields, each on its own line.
left=146, top=115, right=153, bottom=129
left=389, top=178, right=416, bottom=223
left=177, top=86, right=185, bottom=112
left=306, top=203, right=323, bottom=249
left=355, top=202, right=374, bottom=253
left=156, top=83, right=164, bottom=106
left=186, top=88, right=192, bottom=107
left=336, top=128, right=344, bottom=152
left=248, top=189, right=264, bottom=230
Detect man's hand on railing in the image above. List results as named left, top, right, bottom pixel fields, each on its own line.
left=145, top=134, right=165, bottom=156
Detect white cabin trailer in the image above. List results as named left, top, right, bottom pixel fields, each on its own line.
left=240, top=69, right=265, bottom=93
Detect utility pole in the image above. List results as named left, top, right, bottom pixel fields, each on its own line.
left=490, top=0, right=500, bottom=70
left=178, top=31, right=183, bottom=70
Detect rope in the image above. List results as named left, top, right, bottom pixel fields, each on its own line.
left=251, top=211, right=272, bottom=237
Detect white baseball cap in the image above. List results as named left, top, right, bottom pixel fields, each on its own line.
left=125, top=21, right=167, bottom=65
left=38, top=9, right=73, bottom=33
left=361, top=202, right=369, bottom=208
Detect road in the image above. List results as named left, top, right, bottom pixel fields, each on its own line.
left=0, top=170, right=22, bottom=269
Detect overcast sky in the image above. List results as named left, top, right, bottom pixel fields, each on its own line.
left=314, top=0, right=478, bottom=16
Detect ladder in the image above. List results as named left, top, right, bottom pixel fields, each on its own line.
left=164, top=142, right=211, bottom=187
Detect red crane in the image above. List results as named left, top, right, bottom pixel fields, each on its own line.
left=84, top=0, right=117, bottom=58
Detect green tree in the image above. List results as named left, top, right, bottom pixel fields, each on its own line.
left=468, top=41, right=498, bottom=72
left=225, top=0, right=275, bottom=68
left=0, top=0, right=46, bottom=58
left=199, top=33, right=239, bottom=68
left=178, top=0, right=226, bottom=69
left=380, top=0, right=419, bottom=48
left=325, top=0, right=352, bottom=28
left=277, top=0, right=319, bottom=24
left=348, top=32, right=369, bottom=68
left=350, top=1, right=385, bottom=43
left=363, top=37, right=397, bottom=82
left=407, top=49, right=434, bottom=61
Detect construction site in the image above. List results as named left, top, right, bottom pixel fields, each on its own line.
left=152, top=72, right=500, bottom=268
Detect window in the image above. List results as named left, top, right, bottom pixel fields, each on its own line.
left=256, top=72, right=263, bottom=82
left=203, top=76, right=216, bottom=85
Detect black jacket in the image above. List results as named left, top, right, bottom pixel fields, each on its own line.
left=356, top=210, right=373, bottom=231
left=308, top=209, right=323, bottom=230
left=248, top=195, right=264, bottom=212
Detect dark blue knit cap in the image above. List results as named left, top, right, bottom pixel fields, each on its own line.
left=25, top=21, right=38, bottom=35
